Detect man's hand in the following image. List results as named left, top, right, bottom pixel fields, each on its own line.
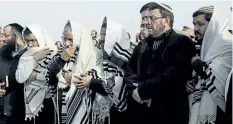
left=73, top=74, right=92, bottom=88
left=186, top=80, right=195, bottom=93
left=132, top=88, right=152, bottom=107
left=191, top=55, right=201, bottom=63
left=28, top=71, right=37, bottom=83
left=64, top=70, right=72, bottom=84
left=61, top=45, right=76, bottom=61
left=132, top=88, right=143, bottom=103
left=0, top=82, right=6, bottom=97
left=33, top=47, right=52, bottom=62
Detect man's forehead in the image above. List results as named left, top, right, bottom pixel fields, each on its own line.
left=141, top=10, right=149, bottom=17
left=193, top=14, right=206, bottom=22
left=25, top=33, right=36, bottom=39
left=3, top=26, right=12, bottom=32
left=149, top=9, right=161, bottom=16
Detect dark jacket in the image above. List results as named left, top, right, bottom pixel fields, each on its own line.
left=125, top=30, right=195, bottom=124
left=0, top=45, right=27, bottom=124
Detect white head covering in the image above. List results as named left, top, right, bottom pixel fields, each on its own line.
left=16, top=24, right=57, bottom=120
left=189, top=6, right=232, bottom=124
left=60, top=20, right=98, bottom=100
left=23, top=24, right=57, bottom=55
left=57, top=20, right=96, bottom=89
left=65, top=17, right=132, bottom=124
left=63, top=21, right=101, bottom=124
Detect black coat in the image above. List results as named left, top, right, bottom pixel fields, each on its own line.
left=125, top=30, right=196, bottom=124
left=0, top=45, right=27, bottom=124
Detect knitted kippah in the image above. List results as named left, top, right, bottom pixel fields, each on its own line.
left=195, top=6, right=214, bottom=14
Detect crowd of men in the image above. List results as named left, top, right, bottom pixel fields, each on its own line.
left=0, top=2, right=231, bottom=124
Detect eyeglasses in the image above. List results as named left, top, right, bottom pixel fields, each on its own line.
left=147, top=16, right=163, bottom=21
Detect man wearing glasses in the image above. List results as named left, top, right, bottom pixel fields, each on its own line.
left=125, top=2, right=196, bottom=124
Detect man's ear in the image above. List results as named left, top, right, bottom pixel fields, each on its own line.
left=165, top=16, right=170, bottom=26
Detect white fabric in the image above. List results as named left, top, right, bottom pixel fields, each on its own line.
left=66, top=18, right=131, bottom=124
left=157, top=2, right=173, bottom=13
left=225, top=68, right=232, bottom=102
left=59, top=20, right=99, bottom=101
left=189, top=6, right=232, bottom=124
left=63, top=21, right=100, bottom=124
left=57, top=20, right=83, bottom=89
left=16, top=24, right=57, bottom=120
left=91, top=18, right=131, bottom=124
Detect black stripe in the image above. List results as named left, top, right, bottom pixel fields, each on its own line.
left=207, top=71, right=212, bottom=78
left=28, top=88, right=41, bottom=103
left=80, top=111, right=88, bottom=124
left=110, top=53, right=127, bottom=69
left=115, top=43, right=131, bottom=58
left=209, top=86, right=216, bottom=93
left=118, top=81, right=125, bottom=100
left=67, top=89, right=85, bottom=124
left=113, top=45, right=130, bottom=61
left=211, top=76, right=216, bottom=83
left=207, top=81, right=213, bottom=89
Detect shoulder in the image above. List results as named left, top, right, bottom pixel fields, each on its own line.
left=173, top=31, right=195, bottom=48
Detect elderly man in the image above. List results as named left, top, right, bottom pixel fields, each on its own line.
left=188, top=6, right=232, bottom=124
left=125, top=2, right=195, bottom=124
left=0, top=23, right=27, bottom=124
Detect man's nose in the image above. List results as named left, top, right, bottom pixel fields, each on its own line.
left=194, top=26, right=199, bottom=32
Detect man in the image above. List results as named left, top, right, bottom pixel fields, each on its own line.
left=0, top=23, right=27, bottom=124
left=125, top=3, right=195, bottom=124
left=188, top=6, right=232, bottom=124
left=182, top=26, right=196, bottom=42
left=139, top=21, right=148, bottom=40
left=140, top=2, right=158, bottom=37
left=55, top=41, right=62, bottom=49
left=47, top=20, right=80, bottom=124
left=15, top=25, right=56, bottom=124
left=0, top=33, right=5, bottom=48
left=91, top=30, right=99, bottom=47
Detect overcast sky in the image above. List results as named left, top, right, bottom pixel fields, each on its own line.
left=0, top=0, right=232, bottom=42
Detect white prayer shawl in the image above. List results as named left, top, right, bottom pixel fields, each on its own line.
left=225, top=68, right=232, bottom=102
left=55, top=20, right=87, bottom=124
left=189, top=6, right=232, bottom=124
left=66, top=18, right=131, bottom=124
left=63, top=21, right=99, bottom=124
left=92, top=19, right=131, bottom=124
left=57, top=20, right=82, bottom=89
left=15, top=24, right=57, bottom=120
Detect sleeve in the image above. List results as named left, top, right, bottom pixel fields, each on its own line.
left=47, top=56, right=66, bottom=85
left=124, top=43, right=141, bottom=96
left=89, top=78, right=107, bottom=96
left=15, top=56, right=38, bottom=83
left=137, top=40, right=196, bottom=100
left=101, top=76, right=128, bottom=112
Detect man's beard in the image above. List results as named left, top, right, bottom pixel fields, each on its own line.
left=2, top=38, right=16, bottom=59
left=195, top=31, right=203, bottom=45
left=5, top=38, right=16, bottom=52
left=150, top=25, right=165, bottom=38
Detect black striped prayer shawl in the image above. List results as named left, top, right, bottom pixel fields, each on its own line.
left=66, top=20, right=132, bottom=124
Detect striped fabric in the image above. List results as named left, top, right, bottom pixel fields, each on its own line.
left=191, top=64, right=217, bottom=105
left=91, top=19, right=132, bottom=123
